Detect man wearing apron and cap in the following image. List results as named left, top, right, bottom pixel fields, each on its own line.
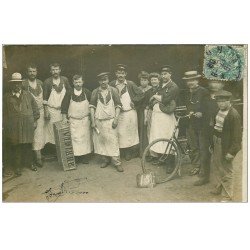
left=183, top=71, right=211, bottom=186
left=90, top=72, right=123, bottom=172
left=3, top=73, right=40, bottom=176
left=149, top=65, right=179, bottom=173
left=110, top=64, right=144, bottom=161
left=61, top=74, right=92, bottom=164
left=43, top=63, right=71, bottom=155
left=22, top=64, right=45, bottom=168
left=211, top=90, right=242, bottom=201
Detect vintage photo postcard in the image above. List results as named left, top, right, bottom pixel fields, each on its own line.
left=2, top=44, right=247, bottom=202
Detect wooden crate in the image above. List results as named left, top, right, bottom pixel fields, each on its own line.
left=53, top=121, right=77, bottom=171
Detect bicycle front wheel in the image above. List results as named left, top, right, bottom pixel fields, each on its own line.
left=141, top=138, right=181, bottom=183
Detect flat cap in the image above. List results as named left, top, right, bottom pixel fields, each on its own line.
left=97, top=72, right=110, bottom=79
left=214, top=90, right=232, bottom=100
left=116, top=64, right=127, bottom=71
left=161, top=65, right=172, bottom=73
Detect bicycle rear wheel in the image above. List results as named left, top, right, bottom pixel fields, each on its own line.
left=141, top=138, right=181, bottom=183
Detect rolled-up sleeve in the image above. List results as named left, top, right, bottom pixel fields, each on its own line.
left=61, top=91, right=71, bottom=114
left=89, top=89, right=98, bottom=109
left=111, top=87, right=122, bottom=109
left=43, top=79, right=51, bottom=104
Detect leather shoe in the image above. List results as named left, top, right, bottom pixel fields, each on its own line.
left=100, top=162, right=109, bottom=168
left=15, top=169, right=22, bottom=177
left=194, top=178, right=209, bottom=186
left=116, top=165, right=124, bottom=172
left=30, top=165, right=37, bottom=172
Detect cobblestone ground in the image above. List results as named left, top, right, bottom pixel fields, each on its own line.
left=2, top=150, right=244, bottom=202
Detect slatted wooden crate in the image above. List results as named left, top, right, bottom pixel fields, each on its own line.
left=53, top=121, right=77, bottom=171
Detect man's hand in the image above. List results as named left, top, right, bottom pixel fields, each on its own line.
left=194, top=112, right=202, bottom=118
left=130, top=102, right=135, bottom=109
left=62, top=118, right=68, bottom=125
left=112, top=117, right=119, bottom=129
left=34, top=121, right=37, bottom=129
left=225, top=153, right=234, bottom=162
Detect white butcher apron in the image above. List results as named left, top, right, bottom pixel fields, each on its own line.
left=45, top=86, right=66, bottom=144
left=149, top=103, right=177, bottom=154
left=29, top=84, right=45, bottom=150
left=68, top=95, right=92, bottom=156
left=93, top=91, right=120, bottom=157
left=117, top=89, right=139, bottom=148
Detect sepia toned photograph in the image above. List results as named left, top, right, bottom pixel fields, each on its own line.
left=2, top=44, right=247, bottom=202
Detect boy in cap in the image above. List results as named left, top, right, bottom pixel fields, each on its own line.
left=61, top=74, right=92, bottom=164
left=3, top=73, right=40, bottom=176
left=43, top=63, right=71, bottom=155
left=22, top=64, right=45, bottom=167
left=110, top=64, right=144, bottom=161
left=90, top=72, right=123, bottom=172
left=211, top=90, right=242, bottom=201
left=149, top=66, right=179, bottom=173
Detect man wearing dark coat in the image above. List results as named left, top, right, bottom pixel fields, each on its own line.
left=110, top=64, right=144, bottom=161
left=211, top=90, right=242, bottom=201
left=3, top=73, right=40, bottom=176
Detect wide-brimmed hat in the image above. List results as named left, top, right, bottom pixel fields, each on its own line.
left=182, top=71, right=201, bottom=80
left=9, top=72, right=23, bottom=82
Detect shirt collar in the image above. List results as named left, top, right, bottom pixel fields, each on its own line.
left=162, top=79, right=171, bottom=88
left=115, top=79, right=127, bottom=86
left=74, top=88, right=82, bottom=96
left=12, top=90, right=22, bottom=98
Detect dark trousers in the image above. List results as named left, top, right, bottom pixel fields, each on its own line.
left=11, top=143, right=33, bottom=171
left=186, top=126, right=211, bottom=179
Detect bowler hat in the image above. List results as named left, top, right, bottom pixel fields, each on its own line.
left=9, top=72, right=23, bottom=82
left=182, top=71, right=201, bottom=80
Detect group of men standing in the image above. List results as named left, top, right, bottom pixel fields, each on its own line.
left=3, top=62, right=242, bottom=201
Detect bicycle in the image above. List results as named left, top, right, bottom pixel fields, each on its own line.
left=141, top=111, right=193, bottom=184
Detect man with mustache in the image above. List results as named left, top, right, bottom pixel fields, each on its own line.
left=3, top=73, right=40, bottom=176
left=90, top=72, right=123, bottom=171
left=43, top=63, right=71, bottom=155
left=61, top=74, right=92, bottom=165
left=22, top=64, right=45, bottom=168
left=110, top=64, right=144, bottom=161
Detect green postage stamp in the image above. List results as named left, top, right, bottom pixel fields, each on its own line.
left=203, top=45, right=246, bottom=81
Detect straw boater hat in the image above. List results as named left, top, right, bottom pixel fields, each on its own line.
left=9, top=72, right=23, bottom=82
left=182, top=71, right=201, bottom=80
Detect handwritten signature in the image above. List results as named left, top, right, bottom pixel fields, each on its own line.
left=42, top=178, right=89, bottom=202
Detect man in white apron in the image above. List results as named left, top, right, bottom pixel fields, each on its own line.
left=90, top=72, right=123, bottom=172
left=149, top=65, right=179, bottom=173
left=110, top=64, right=144, bottom=161
left=22, top=64, right=45, bottom=168
left=43, top=63, right=71, bottom=156
left=61, top=74, right=92, bottom=164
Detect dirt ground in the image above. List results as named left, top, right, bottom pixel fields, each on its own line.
left=2, top=150, right=244, bottom=202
